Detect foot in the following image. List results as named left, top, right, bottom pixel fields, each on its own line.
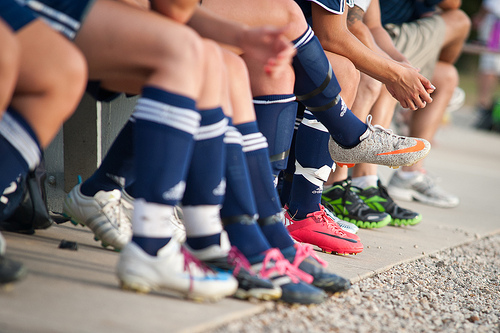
left=284, top=205, right=363, bottom=255
left=63, top=184, right=133, bottom=250
left=387, top=170, right=459, bottom=208
left=116, top=240, right=238, bottom=302
left=322, top=179, right=391, bottom=229
left=282, top=244, right=351, bottom=293
left=249, top=248, right=327, bottom=304
left=0, top=255, right=27, bottom=284
left=185, top=232, right=282, bottom=301
left=328, top=115, right=431, bottom=168
left=356, top=180, right=422, bottom=226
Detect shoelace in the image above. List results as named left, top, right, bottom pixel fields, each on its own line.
left=181, top=246, right=214, bottom=275
left=365, top=114, right=405, bottom=146
left=341, top=182, right=369, bottom=212
left=311, top=206, right=348, bottom=238
left=292, top=243, right=327, bottom=269
left=101, top=198, right=132, bottom=232
left=227, top=246, right=255, bottom=276
left=258, top=248, right=313, bottom=284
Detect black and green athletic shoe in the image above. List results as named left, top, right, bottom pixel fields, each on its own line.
left=321, top=178, right=391, bottom=229
left=356, top=180, right=422, bottom=227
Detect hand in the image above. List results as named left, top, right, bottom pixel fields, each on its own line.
left=385, top=65, right=435, bottom=110
left=238, top=25, right=296, bottom=78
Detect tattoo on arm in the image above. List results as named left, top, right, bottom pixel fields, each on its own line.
left=347, top=5, right=365, bottom=27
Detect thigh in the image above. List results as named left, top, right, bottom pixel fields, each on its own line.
left=75, top=0, right=202, bottom=89
left=385, top=16, right=445, bottom=79
left=202, top=0, right=307, bottom=40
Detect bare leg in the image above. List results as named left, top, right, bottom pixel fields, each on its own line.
left=76, top=0, right=204, bottom=99
left=439, top=9, right=471, bottom=64
left=402, top=62, right=458, bottom=172
left=0, top=21, right=19, bottom=114
left=477, top=71, right=499, bottom=110
left=11, top=20, right=87, bottom=147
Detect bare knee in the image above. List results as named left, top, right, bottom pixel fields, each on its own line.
left=0, top=32, right=19, bottom=108
left=432, top=62, right=458, bottom=92
left=443, top=9, right=471, bottom=42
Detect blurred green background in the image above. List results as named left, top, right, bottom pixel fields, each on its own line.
left=457, top=0, right=493, bottom=108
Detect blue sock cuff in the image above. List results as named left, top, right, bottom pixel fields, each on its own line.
left=142, top=86, right=196, bottom=110
left=235, top=121, right=259, bottom=136
left=6, top=107, right=41, bottom=150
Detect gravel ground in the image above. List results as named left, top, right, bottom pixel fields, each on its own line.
left=210, top=233, right=500, bottom=333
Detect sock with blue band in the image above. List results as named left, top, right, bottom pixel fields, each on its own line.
left=292, top=27, right=367, bottom=147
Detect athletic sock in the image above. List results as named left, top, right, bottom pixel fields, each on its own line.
left=236, top=121, right=282, bottom=219
left=131, top=86, right=200, bottom=255
left=81, top=119, right=135, bottom=197
left=236, top=121, right=296, bottom=250
left=182, top=107, right=227, bottom=250
left=0, top=108, right=41, bottom=220
left=292, top=26, right=367, bottom=147
left=351, top=175, right=379, bottom=189
left=288, top=112, right=334, bottom=219
left=220, top=122, right=270, bottom=258
left=253, top=94, right=297, bottom=179
left=279, top=106, right=304, bottom=206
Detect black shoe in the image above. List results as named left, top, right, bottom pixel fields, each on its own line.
left=0, top=255, right=27, bottom=284
left=282, top=244, right=350, bottom=293
left=202, top=246, right=283, bottom=301
left=475, top=107, right=493, bottom=131
left=322, top=178, right=391, bottom=229
left=356, top=180, right=422, bottom=226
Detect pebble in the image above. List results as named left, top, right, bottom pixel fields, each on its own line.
left=210, top=234, right=500, bottom=333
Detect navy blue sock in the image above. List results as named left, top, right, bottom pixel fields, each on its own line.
left=220, top=123, right=270, bottom=258
left=253, top=95, right=297, bottom=178
left=132, top=86, right=200, bottom=254
left=0, top=108, right=41, bottom=220
left=182, top=107, right=227, bottom=250
left=280, top=105, right=304, bottom=206
left=292, top=27, right=367, bottom=147
left=131, top=235, right=171, bottom=256
left=258, top=215, right=295, bottom=250
left=81, top=119, right=135, bottom=197
left=288, top=112, right=333, bottom=219
left=134, top=86, right=199, bottom=205
left=236, top=121, right=282, bottom=219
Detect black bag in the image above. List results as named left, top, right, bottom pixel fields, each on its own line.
left=0, top=158, right=54, bottom=234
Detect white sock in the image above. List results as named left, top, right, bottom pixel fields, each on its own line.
left=397, top=169, right=421, bottom=180
left=351, top=175, right=379, bottom=189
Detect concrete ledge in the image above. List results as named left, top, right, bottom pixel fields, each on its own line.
left=1, top=108, right=499, bottom=332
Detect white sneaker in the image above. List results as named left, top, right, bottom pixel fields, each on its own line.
left=387, top=170, right=460, bottom=208
left=329, top=115, right=431, bottom=168
left=116, top=240, right=238, bottom=301
left=63, top=184, right=133, bottom=250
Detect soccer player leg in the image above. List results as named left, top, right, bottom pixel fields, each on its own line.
left=292, top=26, right=368, bottom=149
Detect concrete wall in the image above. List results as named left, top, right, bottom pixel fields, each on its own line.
left=44, top=93, right=137, bottom=213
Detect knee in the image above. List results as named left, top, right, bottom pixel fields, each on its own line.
left=358, top=75, right=382, bottom=102
left=446, top=9, right=471, bottom=40
left=269, top=0, right=309, bottom=39
left=56, top=47, right=88, bottom=121
left=434, top=62, right=458, bottom=86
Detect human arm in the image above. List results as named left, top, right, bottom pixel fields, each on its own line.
left=312, top=4, right=433, bottom=110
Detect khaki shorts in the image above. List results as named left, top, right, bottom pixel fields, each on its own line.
left=384, top=15, right=446, bottom=79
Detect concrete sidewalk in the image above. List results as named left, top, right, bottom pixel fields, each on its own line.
left=1, top=110, right=499, bottom=333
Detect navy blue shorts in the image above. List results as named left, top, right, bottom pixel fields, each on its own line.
left=295, top=0, right=351, bottom=20
left=17, top=0, right=96, bottom=39
left=0, top=0, right=36, bottom=32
